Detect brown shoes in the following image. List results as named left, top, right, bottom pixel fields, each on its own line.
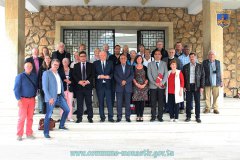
left=213, top=110, right=220, bottom=114
left=203, top=109, right=210, bottom=113
left=203, top=109, right=219, bottom=114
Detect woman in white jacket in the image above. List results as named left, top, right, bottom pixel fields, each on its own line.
left=166, top=60, right=184, bottom=122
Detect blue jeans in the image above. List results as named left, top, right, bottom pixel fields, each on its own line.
left=44, top=95, right=70, bottom=136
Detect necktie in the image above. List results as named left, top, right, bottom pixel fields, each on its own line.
left=82, top=63, right=86, bottom=80
left=156, top=62, right=159, bottom=69
left=102, top=62, right=105, bottom=74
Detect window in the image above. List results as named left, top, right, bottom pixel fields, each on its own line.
left=63, top=29, right=115, bottom=60
left=137, top=30, right=165, bottom=51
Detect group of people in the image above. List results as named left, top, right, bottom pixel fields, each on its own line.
left=14, top=40, right=222, bottom=140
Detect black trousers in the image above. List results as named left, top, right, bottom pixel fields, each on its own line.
left=150, top=88, right=165, bottom=119
left=76, top=89, right=93, bottom=120
left=186, top=84, right=200, bottom=119
left=168, top=94, right=179, bottom=119
left=135, top=101, right=144, bottom=117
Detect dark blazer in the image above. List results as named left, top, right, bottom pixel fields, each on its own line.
left=38, top=65, right=50, bottom=92
left=58, top=68, right=74, bottom=92
left=202, top=59, right=222, bottom=86
left=182, top=63, right=205, bottom=91
left=52, top=50, right=71, bottom=68
left=72, top=62, right=95, bottom=90
left=162, top=57, right=182, bottom=70
left=151, top=48, right=168, bottom=59
left=114, top=64, right=134, bottom=93
left=25, top=57, right=43, bottom=74
left=108, top=54, right=120, bottom=67
left=94, top=60, right=114, bottom=90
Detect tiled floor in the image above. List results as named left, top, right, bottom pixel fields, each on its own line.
left=0, top=98, right=239, bottom=160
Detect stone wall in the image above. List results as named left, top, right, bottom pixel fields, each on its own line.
left=223, top=9, right=240, bottom=96
left=25, top=6, right=203, bottom=60
left=24, top=6, right=240, bottom=95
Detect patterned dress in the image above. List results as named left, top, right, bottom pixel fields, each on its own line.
left=132, top=67, right=148, bottom=101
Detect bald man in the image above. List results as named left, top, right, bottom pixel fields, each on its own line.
left=25, top=48, right=43, bottom=76
left=14, top=62, right=38, bottom=141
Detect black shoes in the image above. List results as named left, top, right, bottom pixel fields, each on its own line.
left=157, top=118, right=164, bottom=122
left=150, top=118, right=155, bottom=122
left=126, top=118, right=131, bottom=122
left=116, top=119, right=121, bottom=122
left=185, top=118, right=191, bottom=122
left=108, top=119, right=115, bottom=122
left=196, top=118, right=202, bottom=123
left=76, top=119, right=82, bottom=123
left=88, top=119, right=93, bottom=123
left=100, top=118, right=105, bottom=122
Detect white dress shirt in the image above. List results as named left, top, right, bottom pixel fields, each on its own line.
left=53, top=71, right=61, bottom=94
left=143, top=57, right=154, bottom=67
left=190, top=63, right=196, bottom=84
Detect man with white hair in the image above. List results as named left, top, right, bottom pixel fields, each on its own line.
left=151, top=40, right=168, bottom=59
left=70, top=51, right=80, bottom=69
left=202, top=50, right=222, bottom=114
left=103, top=44, right=112, bottom=58
left=52, top=42, right=71, bottom=69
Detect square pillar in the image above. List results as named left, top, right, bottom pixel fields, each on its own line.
left=1, top=0, right=25, bottom=104
left=202, top=0, right=224, bottom=107
left=5, top=0, right=25, bottom=73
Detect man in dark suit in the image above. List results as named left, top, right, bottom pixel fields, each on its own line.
left=94, top=51, right=115, bottom=122
left=151, top=40, right=168, bottom=59
left=73, top=51, right=94, bottom=123
left=114, top=54, right=134, bottom=122
left=25, top=48, right=43, bottom=76
left=162, top=48, right=182, bottom=70
left=108, top=45, right=122, bottom=108
left=182, top=53, right=205, bottom=123
left=52, top=42, right=71, bottom=69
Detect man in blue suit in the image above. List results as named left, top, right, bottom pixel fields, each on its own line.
left=94, top=51, right=115, bottom=122
left=114, top=54, right=134, bottom=122
left=42, top=59, right=70, bottom=138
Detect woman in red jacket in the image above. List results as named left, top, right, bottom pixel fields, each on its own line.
left=166, top=60, right=184, bottom=122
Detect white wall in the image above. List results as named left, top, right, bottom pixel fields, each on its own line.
left=0, top=6, right=17, bottom=105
